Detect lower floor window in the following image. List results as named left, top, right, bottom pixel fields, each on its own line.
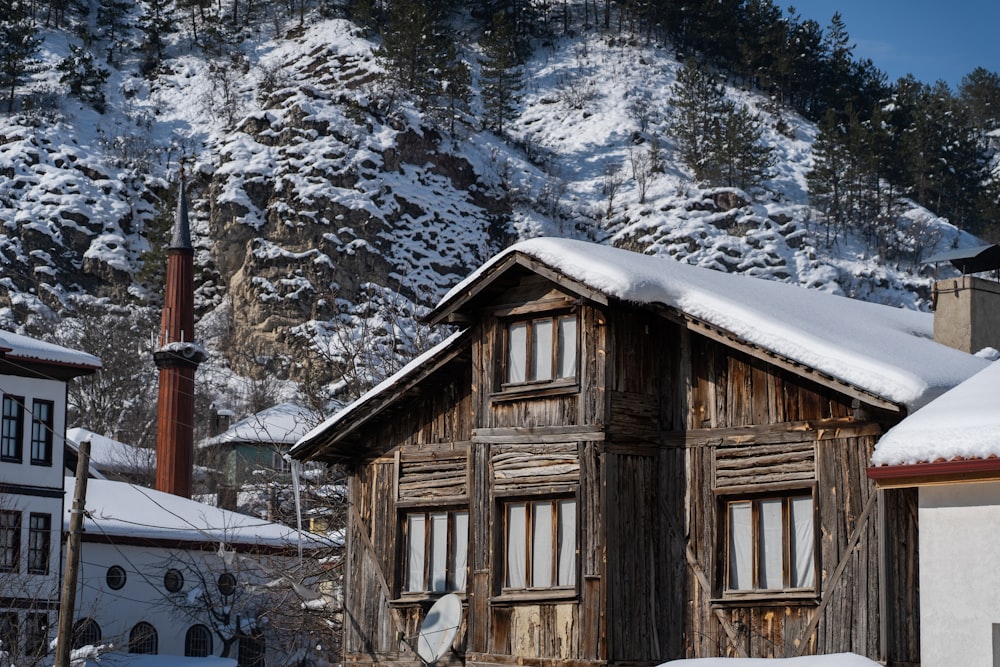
left=725, top=492, right=815, bottom=593
left=185, top=624, right=213, bottom=657
left=25, top=613, right=47, bottom=657
left=129, top=621, right=158, bottom=654
left=504, top=497, right=577, bottom=590
left=404, top=509, right=468, bottom=593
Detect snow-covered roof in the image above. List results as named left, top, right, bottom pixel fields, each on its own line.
left=68, top=477, right=331, bottom=550
left=0, top=329, right=102, bottom=370
left=435, top=238, right=989, bottom=411
left=82, top=655, right=236, bottom=667
left=67, top=427, right=155, bottom=474
left=871, top=360, right=1000, bottom=466
left=291, top=329, right=468, bottom=459
left=201, top=402, right=317, bottom=448
left=661, top=654, right=881, bottom=666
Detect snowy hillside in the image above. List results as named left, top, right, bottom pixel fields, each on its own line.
left=0, top=9, right=984, bottom=413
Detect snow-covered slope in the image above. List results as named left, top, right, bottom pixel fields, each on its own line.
left=0, top=12, right=983, bottom=400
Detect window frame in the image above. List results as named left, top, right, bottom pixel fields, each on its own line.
left=29, top=399, right=54, bottom=466
left=499, top=494, right=578, bottom=598
left=27, top=513, right=51, bottom=575
left=718, top=487, right=818, bottom=602
left=128, top=621, right=158, bottom=654
left=1, top=395, right=24, bottom=463
left=501, top=311, right=579, bottom=392
left=0, top=510, right=21, bottom=573
left=185, top=624, right=213, bottom=657
left=399, top=506, right=469, bottom=598
left=72, top=618, right=102, bottom=649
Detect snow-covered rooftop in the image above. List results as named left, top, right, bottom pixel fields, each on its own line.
left=66, top=427, right=155, bottom=474
left=871, top=360, right=1000, bottom=466
left=660, top=654, right=881, bottom=666
left=0, top=329, right=101, bottom=370
left=67, top=477, right=331, bottom=550
left=438, top=238, right=989, bottom=410
left=201, top=402, right=317, bottom=448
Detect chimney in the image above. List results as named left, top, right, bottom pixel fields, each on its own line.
left=933, top=275, right=1000, bottom=354
left=153, top=164, right=206, bottom=498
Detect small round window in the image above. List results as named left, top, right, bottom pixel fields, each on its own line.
left=164, top=568, right=184, bottom=593
left=217, top=572, right=236, bottom=597
left=106, top=565, right=126, bottom=590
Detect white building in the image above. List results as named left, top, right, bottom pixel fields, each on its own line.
left=870, top=359, right=1000, bottom=667
left=67, top=477, right=334, bottom=665
left=0, top=330, right=101, bottom=664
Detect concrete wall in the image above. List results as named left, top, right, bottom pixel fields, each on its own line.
left=920, top=481, right=1000, bottom=667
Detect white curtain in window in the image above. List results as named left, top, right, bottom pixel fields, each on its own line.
left=759, top=499, right=783, bottom=589
left=532, top=320, right=553, bottom=381
left=790, top=496, right=815, bottom=588
left=557, top=499, right=576, bottom=586
left=728, top=501, right=752, bottom=590
left=430, top=513, right=448, bottom=592
left=532, top=502, right=553, bottom=587
left=451, top=511, right=469, bottom=591
left=508, top=323, right=527, bottom=383
left=507, top=503, right=527, bottom=588
left=557, top=317, right=577, bottom=379
left=407, top=515, right=425, bottom=592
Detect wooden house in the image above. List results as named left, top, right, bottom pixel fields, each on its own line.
left=291, top=238, right=990, bottom=667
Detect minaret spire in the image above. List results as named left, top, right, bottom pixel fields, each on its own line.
left=154, top=161, right=206, bottom=498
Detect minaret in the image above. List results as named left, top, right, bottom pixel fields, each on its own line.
left=154, top=164, right=206, bottom=497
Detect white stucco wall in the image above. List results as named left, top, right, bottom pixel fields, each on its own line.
left=920, top=481, right=1000, bottom=667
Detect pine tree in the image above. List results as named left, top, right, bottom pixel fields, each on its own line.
left=377, top=0, right=450, bottom=109
left=436, top=42, right=472, bottom=136
left=58, top=45, right=111, bottom=112
left=97, top=0, right=133, bottom=64
left=137, top=0, right=175, bottom=71
left=715, top=100, right=775, bottom=190
left=478, top=12, right=523, bottom=134
left=959, top=67, right=1000, bottom=133
left=0, top=0, right=42, bottom=112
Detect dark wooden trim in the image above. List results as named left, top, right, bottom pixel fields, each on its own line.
left=868, top=457, right=1000, bottom=487
left=0, top=483, right=64, bottom=498
left=467, top=653, right=606, bottom=667
left=79, top=531, right=321, bottom=556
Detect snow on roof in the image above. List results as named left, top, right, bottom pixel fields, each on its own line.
left=0, top=329, right=102, bottom=370
left=871, top=360, right=1000, bottom=466
left=68, top=477, right=331, bottom=549
left=291, top=329, right=467, bottom=457
left=67, top=427, right=155, bottom=474
left=660, top=653, right=881, bottom=666
left=440, top=238, right=989, bottom=410
left=201, top=402, right=317, bottom=448
left=82, top=654, right=237, bottom=667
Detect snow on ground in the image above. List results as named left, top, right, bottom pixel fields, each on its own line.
left=871, top=358, right=1000, bottom=466
left=661, top=654, right=881, bottom=666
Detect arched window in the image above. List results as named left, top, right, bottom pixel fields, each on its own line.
left=128, top=622, right=158, bottom=654
left=72, top=618, right=101, bottom=649
left=237, top=631, right=265, bottom=667
left=185, top=624, right=213, bottom=657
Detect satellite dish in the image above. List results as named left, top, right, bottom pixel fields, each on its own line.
left=415, top=593, right=463, bottom=664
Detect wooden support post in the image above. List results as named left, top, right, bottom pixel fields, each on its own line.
left=54, top=439, right=90, bottom=667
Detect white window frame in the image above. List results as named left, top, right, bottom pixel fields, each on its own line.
left=503, top=497, right=577, bottom=591
left=403, top=508, right=469, bottom=595
left=723, top=491, right=816, bottom=596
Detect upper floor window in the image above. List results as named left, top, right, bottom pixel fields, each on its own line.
left=29, top=400, right=53, bottom=466
left=28, top=513, right=51, bottom=575
left=723, top=492, right=815, bottom=595
left=505, top=314, right=577, bottom=386
left=404, top=509, right=468, bottom=594
left=503, top=498, right=577, bottom=591
left=1, top=395, right=24, bottom=463
left=0, top=511, right=20, bottom=572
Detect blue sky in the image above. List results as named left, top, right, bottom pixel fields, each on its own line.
left=783, top=2, right=999, bottom=88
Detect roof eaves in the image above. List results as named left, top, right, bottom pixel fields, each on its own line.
left=867, top=457, right=1000, bottom=488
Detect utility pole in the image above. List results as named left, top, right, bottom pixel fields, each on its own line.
left=54, top=439, right=90, bottom=667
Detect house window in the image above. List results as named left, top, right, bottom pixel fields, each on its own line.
left=27, top=513, right=51, bottom=575
left=164, top=569, right=184, bottom=593
left=29, top=400, right=53, bottom=466
left=129, top=622, right=158, bottom=654
left=217, top=572, right=237, bottom=597
left=724, top=493, right=815, bottom=594
left=404, top=509, right=469, bottom=594
left=106, top=565, right=127, bottom=590
left=0, top=612, right=17, bottom=656
left=185, top=624, right=213, bottom=657
left=504, top=498, right=577, bottom=590
left=505, top=314, right=577, bottom=386
left=237, top=631, right=265, bottom=667
left=0, top=511, right=20, bottom=572
left=25, top=613, right=47, bottom=657
left=72, top=618, right=102, bottom=649
left=1, top=395, right=24, bottom=462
